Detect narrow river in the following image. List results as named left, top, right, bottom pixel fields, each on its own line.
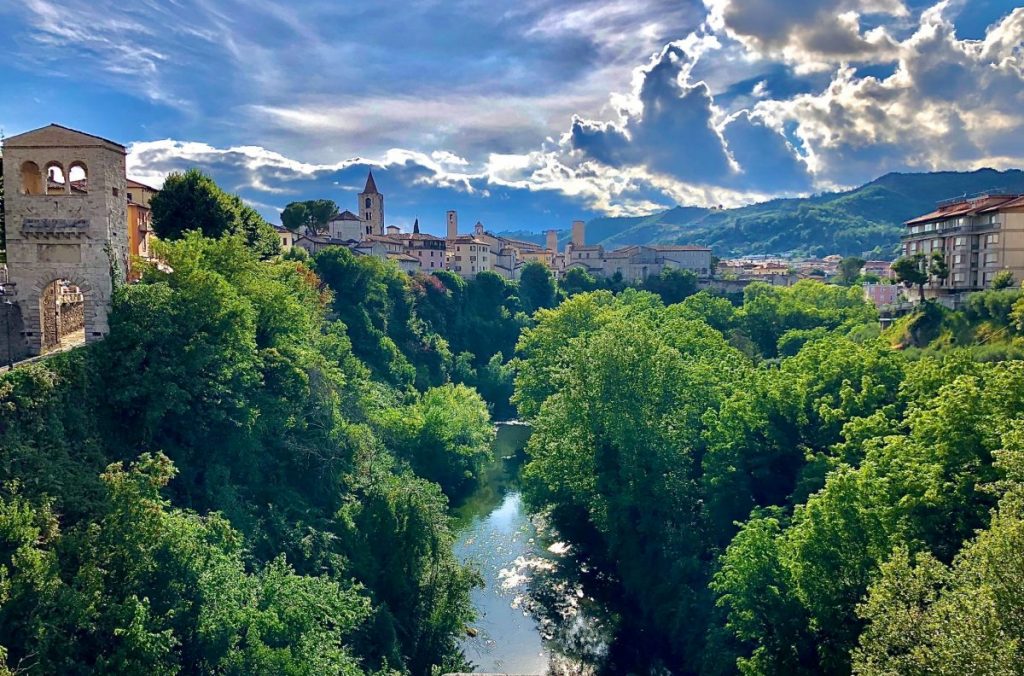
left=452, top=422, right=610, bottom=675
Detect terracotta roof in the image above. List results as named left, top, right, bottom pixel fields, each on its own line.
left=361, top=170, right=379, bottom=195
left=126, top=178, right=159, bottom=191
left=905, top=194, right=1024, bottom=225
left=982, top=195, right=1024, bottom=211
left=330, top=210, right=362, bottom=222
left=365, top=234, right=402, bottom=244
left=395, top=232, right=444, bottom=242
left=387, top=252, right=419, bottom=262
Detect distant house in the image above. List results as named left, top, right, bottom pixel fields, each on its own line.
left=126, top=179, right=159, bottom=277
left=274, top=225, right=295, bottom=252
left=864, top=282, right=901, bottom=308
left=861, top=260, right=895, bottom=280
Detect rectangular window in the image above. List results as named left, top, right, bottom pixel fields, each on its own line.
left=987, top=233, right=1000, bottom=245
left=955, top=236, right=966, bottom=247
left=953, top=272, right=966, bottom=283
left=954, top=254, right=964, bottom=265
left=985, top=252, right=998, bottom=266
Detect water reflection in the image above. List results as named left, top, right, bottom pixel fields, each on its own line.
left=452, top=423, right=612, bottom=675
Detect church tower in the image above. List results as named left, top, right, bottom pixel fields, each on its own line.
left=358, top=170, right=384, bottom=237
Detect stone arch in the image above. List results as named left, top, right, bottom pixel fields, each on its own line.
left=23, top=269, right=95, bottom=356
left=68, top=160, right=89, bottom=193
left=19, top=161, right=43, bottom=195
left=43, top=161, right=67, bottom=195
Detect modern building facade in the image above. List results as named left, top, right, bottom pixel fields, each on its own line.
left=902, top=193, right=1024, bottom=294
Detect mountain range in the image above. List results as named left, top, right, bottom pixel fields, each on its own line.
left=497, top=169, right=1024, bottom=258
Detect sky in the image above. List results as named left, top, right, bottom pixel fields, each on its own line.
left=1, top=0, right=1022, bottom=235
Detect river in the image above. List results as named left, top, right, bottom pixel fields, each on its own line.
left=452, top=422, right=611, bottom=675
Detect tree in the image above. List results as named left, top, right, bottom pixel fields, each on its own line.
left=281, top=199, right=339, bottom=235
left=381, top=383, right=494, bottom=496
left=992, top=269, right=1015, bottom=290
left=150, top=168, right=279, bottom=258
left=928, top=250, right=949, bottom=287
left=892, top=253, right=929, bottom=302
left=836, top=255, right=866, bottom=285
left=230, top=194, right=281, bottom=259
left=0, top=454, right=370, bottom=674
left=518, top=261, right=557, bottom=314
left=559, top=267, right=598, bottom=296
left=643, top=267, right=699, bottom=304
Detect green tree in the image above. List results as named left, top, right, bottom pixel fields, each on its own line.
left=281, top=199, right=339, bottom=235
left=892, top=253, right=929, bottom=302
left=929, top=250, right=949, bottom=287
left=150, top=168, right=279, bottom=258
left=518, top=261, right=557, bottom=314
left=991, top=268, right=1015, bottom=290
left=559, top=267, right=599, bottom=296
left=0, top=454, right=370, bottom=674
left=643, top=267, right=699, bottom=304
left=836, top=255, right=866, bottom=285
left=381, top=383, right=494, bottom=496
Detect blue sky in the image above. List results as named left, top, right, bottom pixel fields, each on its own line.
left=1, top=0, right=1022, bottom=235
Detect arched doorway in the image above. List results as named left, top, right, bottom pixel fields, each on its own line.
left=39, top=279, right=85, bottom=353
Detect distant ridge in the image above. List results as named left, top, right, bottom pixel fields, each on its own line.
left=497, top=169, right=1024, bottom=258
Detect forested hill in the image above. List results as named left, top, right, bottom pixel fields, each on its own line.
left=499, top=168, right=1024, bottom=258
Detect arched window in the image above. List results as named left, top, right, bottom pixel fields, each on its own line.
left=68, top=161, right=88, bottom=193
left=20, top=161, right=43, bottom=195
left=365, top=197, right=372, bottom=209
left=44, top=162, right=66, bottom=195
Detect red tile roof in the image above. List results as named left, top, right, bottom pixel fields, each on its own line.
left=905, top=194, right=1024, bottom=225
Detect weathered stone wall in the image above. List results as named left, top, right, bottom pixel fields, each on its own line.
left=59, top=298, right=85, bottom=335
left=0, top=302, right=29, bottom=365
left=1, top=125, right=128, bottom=357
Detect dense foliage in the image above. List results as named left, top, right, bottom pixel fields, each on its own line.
left=150, top=169, right=280, bottom=258
left=0, top=234, right=484, bottom=674
left=514, top=279, right=1024, bottom=674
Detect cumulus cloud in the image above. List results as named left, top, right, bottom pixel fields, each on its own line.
left=705, top=0, right=908, bottom=69
left=755, top=4, right=1024, bottom=184
left=563, top=42, right=813, bottom=194
left=9, top=0, right=1024, bottom=223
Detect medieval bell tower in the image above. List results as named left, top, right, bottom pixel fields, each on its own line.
left=358, top=170, right=384, bottom=237
left=1, top=124, right=129, bottom=357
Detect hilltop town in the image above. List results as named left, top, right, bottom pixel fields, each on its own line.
left=7, top=124, right=1024, bottom=369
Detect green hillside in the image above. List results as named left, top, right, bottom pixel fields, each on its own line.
left=501, top=169, right=1024, bottom=257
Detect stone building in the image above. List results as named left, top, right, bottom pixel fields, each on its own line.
left=554, top=220, right=713, bottom=282
left=1, top=124, right=129, bottom=358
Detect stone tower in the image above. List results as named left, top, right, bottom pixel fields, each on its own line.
left=358, top=170, right=384, bottom=237
left=1, top=124, right=129, bottom=357
left=446, top=210, right=458, bottom=240
left=572, top=220, right=586, bottom=247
